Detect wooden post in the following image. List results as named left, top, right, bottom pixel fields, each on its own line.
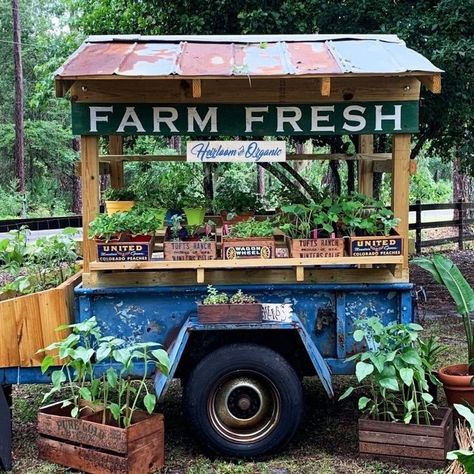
left=108, top=136, right=124, bottom=188
left=458, top=199, right=464, bottom=251
left=415, top=200, right=422, bottom=255
left=392, top=134, right=411, bottom=279
left=81, top=136, right=100, bottom=273
left=358, top=135, right=374, bottom=196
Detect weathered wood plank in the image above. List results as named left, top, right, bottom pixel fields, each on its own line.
left=359, top=430, right=444, bottom=448
left=359, top=442, right=445, bottom=461
left=419, top=74, right=442, bottom=94
left=108, top=136, right=124, bottom=188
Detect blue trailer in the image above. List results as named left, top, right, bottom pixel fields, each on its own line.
left=0, top=33, right=442, bottom=469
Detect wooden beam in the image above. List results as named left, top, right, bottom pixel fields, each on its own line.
left=296, top=266, right=304, bottom=282
left=108, top=136, right=124, bottom=188
left=192, top=79, right=202, bottom=98
left=196, top=268, right=205, bottom=284
left=70, top=77, right=421, bottom=104
left=358, top=135, right=374, bottom=196
left=419, top=74, right=441, bottom=94
left=392, top=134, right=411, bottom=278
left=81, top=136, right=100, bottom=273
left=320, top=77, right=331, bottom=97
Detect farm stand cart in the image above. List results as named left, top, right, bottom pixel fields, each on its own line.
left=0, top=34, right=441, bottom=467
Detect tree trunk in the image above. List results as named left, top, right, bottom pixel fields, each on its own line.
left=12, top=0, right=26, bottom=216
left=72, top=138, right=82, bottom=214
left=257, top=165, right=265, bottom=200
left=453, top=151, right=473, bottom=220
left=203, top=163, right=214, bottom=206
left=347, top=160, right=355, bottom=193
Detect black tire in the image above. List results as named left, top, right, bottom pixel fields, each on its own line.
left=183, top=343, right=303, bottom=458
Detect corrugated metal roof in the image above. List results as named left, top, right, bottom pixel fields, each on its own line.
left=55, top=34, right=441, bottom=79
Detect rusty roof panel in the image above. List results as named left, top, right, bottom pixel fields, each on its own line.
left=55, top=34, right=441, bottom=79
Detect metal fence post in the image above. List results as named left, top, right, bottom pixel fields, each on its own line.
left=415, top=200, right=422, bottom=254
left=459, top=199, right=464, bottom=250
left=0, top=384, right=12, bottom=471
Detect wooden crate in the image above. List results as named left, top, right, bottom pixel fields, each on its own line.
left=163, top=240, right=216, bottom=261
left=0, top=272, right=81, bottom=368
left=96, top=236, right=154, bottom=262
left=359, top=407, right=453, bottom=467
left=347, top=231, right=402, bottom=257
left=222, top=237, right=275, bottom=259
left=288, top=237, right=345, bottom=258
left=38, top=402, right=164, bottom=474
left=197, top=303, right=262, bottom=323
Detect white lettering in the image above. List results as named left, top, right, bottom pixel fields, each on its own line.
left=245, top=107, right=268, bottom=133
left=342, top=105, right=366, bottom=132
left=117, top=107, right=145, bottom=132
left=153, top=107, right=178, bottom=132
left=311, top=106, right=335, bottom=132
left=375, top=104, right=402, bottom=131
left=276, top=107, right=302, bottom=132
left=90, top=106, right=113, bottom=132
left=187, top=107, right=218, bottom=132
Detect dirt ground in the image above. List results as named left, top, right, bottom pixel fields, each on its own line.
left=3, top=251, right=473, bottom=474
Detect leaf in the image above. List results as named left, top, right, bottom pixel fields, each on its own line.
left=151, top=349, right=171, bottom=375
left=399, top=367, right=414, bottom=386
left=96, top=344, right=111, bottom=362
left=448, top=450, right=474, bottom=472
left=338, top=386, right=354, bottom=401
left=143, top=393, right=156, bottom=415
left=79, top=387, right=92, bottom=401
left=421, top=392, right=433, bottom=403
left=454, top=403, right=474, bottom=430
left=407, top=323, right=423, bottom=331
left=41, top=355, right=55, bottom=374
left=358, top=396, right=370, bottom=410
left=400, top=348, right=421, bottom=365
left=403, top=413, right=413, bottom=424
left=71, top=406, right=79, bottom=418
left=356, top=361, right=374, bottom=382
left=106, top=367, right=118, bottom=388
left=51, top=370, right=66, bottom=388
left=369, top=353, right=385, bottom=373
left=379, top=377, right=399, bottom=391
left=74, top=347, right=95, bottom=364
left=353, top=329, right=365, bottom=342
left=108, top=403, right=120, bottom=420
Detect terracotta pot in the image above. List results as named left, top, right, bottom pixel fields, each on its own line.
left=438, top=364, right=474, bottom=406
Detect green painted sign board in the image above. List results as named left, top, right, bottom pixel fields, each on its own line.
left=71, top=101, right=419, bottom=136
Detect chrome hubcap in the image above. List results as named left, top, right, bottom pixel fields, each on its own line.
left=208, top=371, right=281, bottom=443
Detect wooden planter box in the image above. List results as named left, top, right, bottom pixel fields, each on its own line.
left=96, top=236, right=154, bottom=262
left=347, top=230, right=402, bottom=257
left=288, top=237, right=345, bottom=258
left=0, top=272, right=81, bottom=368
left=222, top=237, right=275, bottom=259
left=163, top=240, right=216, bottom=261
left=37, top=402, right=164, bottom=474
left=197, top=302, right=262, bottom=323
left=359, top=407, right=453, bottom=468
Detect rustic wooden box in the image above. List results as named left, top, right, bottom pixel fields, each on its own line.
left=359, top=407, right=453, bottom=468
left=163, top=240, right=216, bottom=261
left=288, top=237, right=345, bottom=258
left=96, top=236, right=154, bottom=262
left=37, top=402, right=164, bottom=474
left=222, top=237, right=275, bottom=259
left=347, top=231, right=402, bottom=257
left=197, top=302, right=262, bottom=323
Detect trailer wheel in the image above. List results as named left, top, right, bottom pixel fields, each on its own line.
left=183, top=343, right=303, bottom=458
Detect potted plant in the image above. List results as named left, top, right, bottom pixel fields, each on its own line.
left=103, top=186, right=136, bottom=215
left=413, top=254, right=474, bottom=406
left=278, top=202, right=344, bottom=258
left=179, top=189, right=208, bottom=226
left=89, top=208, right=162, bottom=262
left=222, top=217, right=275, bottom=259
left=197, top=285, right=262, bottom=323
left=163, top=214, right=216, bottom=261
left=339, top=194, right=401, bottom=257
left=37, top=317, right=170, bottom=474
left=339, top=316, right=453, bottom=467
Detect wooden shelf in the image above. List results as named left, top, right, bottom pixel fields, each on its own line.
left=89, top=256, right=403, bottom=282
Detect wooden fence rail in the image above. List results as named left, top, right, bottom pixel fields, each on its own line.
left=409, top=200, right=474, bottom=254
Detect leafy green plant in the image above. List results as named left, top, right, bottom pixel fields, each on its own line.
left=103, top=186, right=136, bottom=201
left=339, top=316, right=436, bottom=425
left=203, top=285, right=229, bottom=305
left=40, top=317, right=170, bottom=428
left=229, top=289, right=256, bottom=304
left=0, top=226, right=29, bottom=272
left=413, top=254, right=474, bottom=374
left=227, top=218, right=274, bottom=238
left=447, top=404, right=474, bottom=473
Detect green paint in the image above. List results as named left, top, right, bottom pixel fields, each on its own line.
left=72, top=102, right=419, bottom=136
